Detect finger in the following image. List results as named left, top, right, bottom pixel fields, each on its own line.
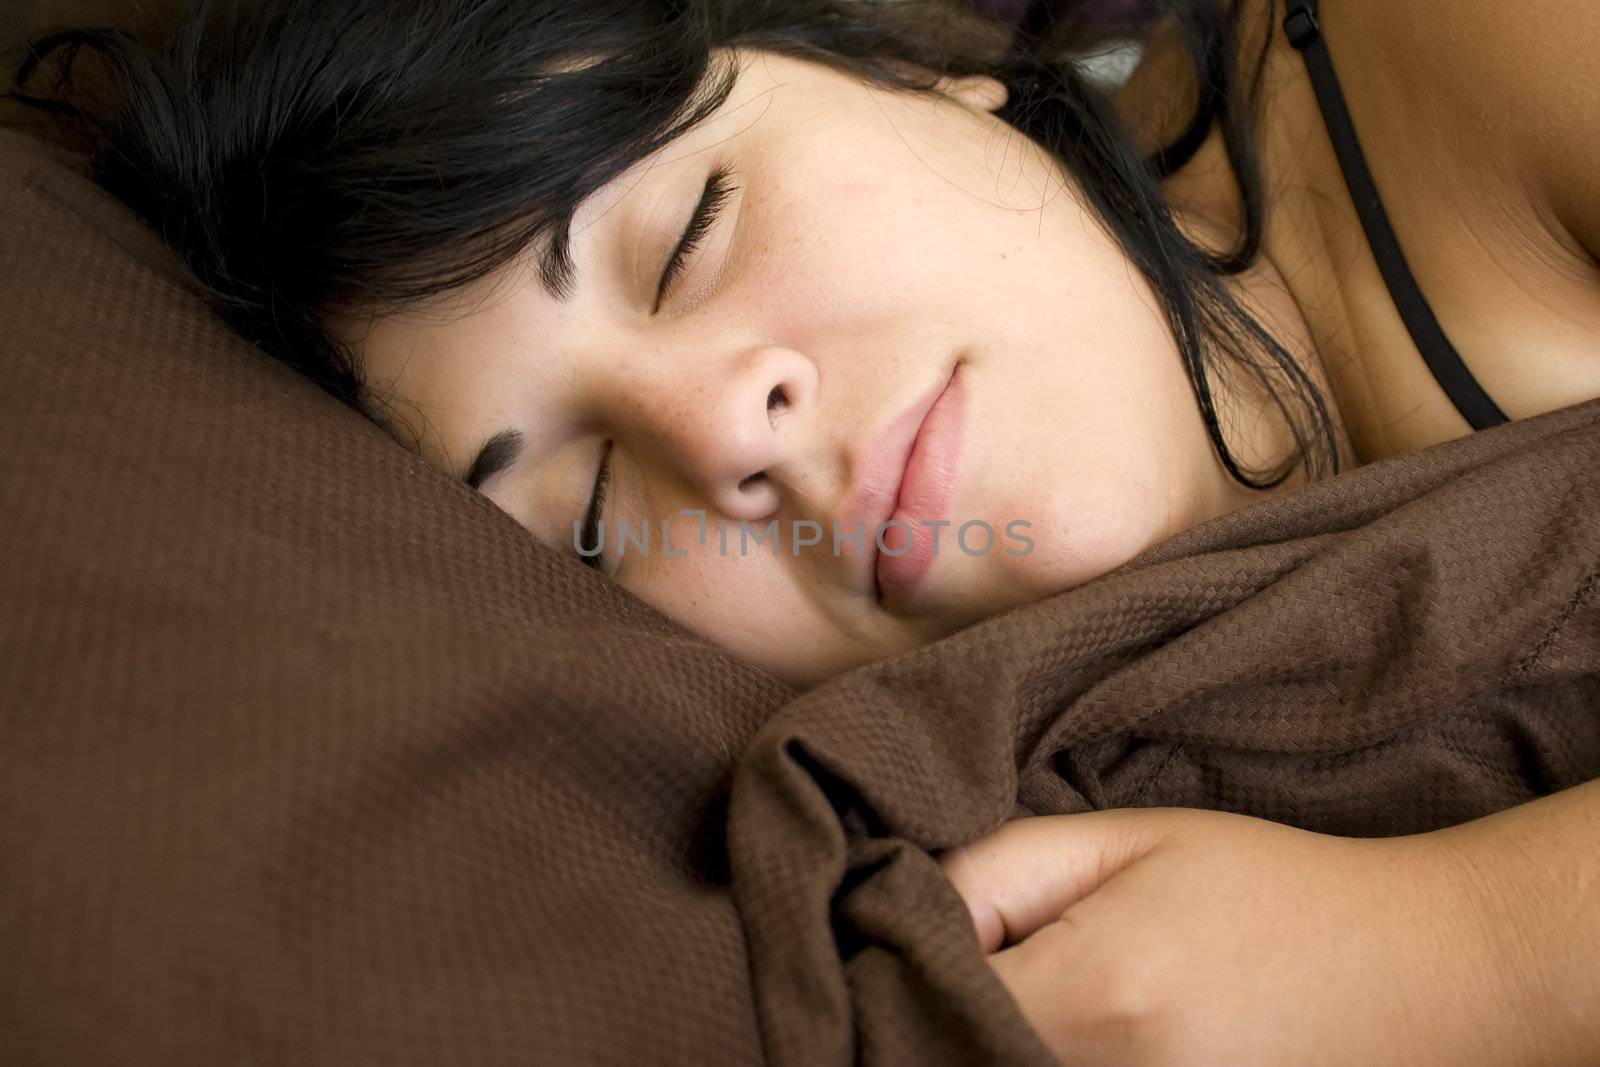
left=984, top=916, right=1122, bottom=1067
left=937, top=811, right=1171, bottom=953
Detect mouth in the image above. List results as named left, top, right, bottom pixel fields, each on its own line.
left=839, top=360, right=967, bottom=607
left=876, top=361, right=967, bottom=607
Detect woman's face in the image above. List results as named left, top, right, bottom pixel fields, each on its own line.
left=351, top=48, right=1294, bottom=687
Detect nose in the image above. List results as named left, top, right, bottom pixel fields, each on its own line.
left=632, top=344, right=817, bottom=522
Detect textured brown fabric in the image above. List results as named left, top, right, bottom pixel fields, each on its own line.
left=4, top=125, right=1599, bottom=1066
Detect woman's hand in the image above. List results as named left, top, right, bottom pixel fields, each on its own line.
left=936, top=807, right=1546, bottom=1067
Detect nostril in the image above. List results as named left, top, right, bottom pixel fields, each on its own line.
left=738, top=472, right=765, bottom=493
left=766, top=386, right=788, bottom=414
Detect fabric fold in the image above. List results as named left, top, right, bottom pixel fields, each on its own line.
left=729, top=393, right=1600, bottom=1063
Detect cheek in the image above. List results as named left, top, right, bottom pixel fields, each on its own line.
left=946, top=329, right=1194, bottom=615
left=619, top=533, right=864, bottom=682
left=982, top=461, right=1175, bottom=606
left=935, top=424, right=1172, bottom=625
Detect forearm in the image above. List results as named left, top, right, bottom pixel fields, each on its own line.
left=1424, top=777, right=1600, bottom=1064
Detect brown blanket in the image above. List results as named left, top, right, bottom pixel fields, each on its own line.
left=3, top=126, right=1597, bottom=1066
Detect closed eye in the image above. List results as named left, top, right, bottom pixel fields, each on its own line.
left=576, top=439, right=613, bottom=571
left=577, top=167, right=733, bottom=572
left=653, top=164, right=735, bottom=313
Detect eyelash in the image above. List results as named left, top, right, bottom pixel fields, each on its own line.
left=578, top=166, right=736, bottom=572
left=653, top=164, right=736, bottom=312
left=577, top=439, right=613, bottom=572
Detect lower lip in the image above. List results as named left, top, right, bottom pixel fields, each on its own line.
left=876, top=364, right=966, bottom=604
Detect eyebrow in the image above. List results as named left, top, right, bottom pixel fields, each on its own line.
left=463, top=427, right=525, bottom=490
left=536, top=218, right=579, bottom=303
left=458, top=217, right=577, bottom=487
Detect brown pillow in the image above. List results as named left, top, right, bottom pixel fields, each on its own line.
left=8, top=114, right=1600, bottom=1066
left=0, top=127, right=794, bottom=1064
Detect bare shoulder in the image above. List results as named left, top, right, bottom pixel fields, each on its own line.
left=1115, top=0, right=1600, bottom=466
left=1116, top=0, right=1600, bottom=261
left=1329, top=0, right=1600, bottom=261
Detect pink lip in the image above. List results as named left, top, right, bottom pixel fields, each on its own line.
left=838, top=361, right=966, bottom=606
left=876, top=363, right=965, bottom=605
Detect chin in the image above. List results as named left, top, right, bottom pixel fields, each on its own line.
left=905, top=557, right=1033, bottom=633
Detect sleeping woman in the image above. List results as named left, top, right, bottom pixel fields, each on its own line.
left=14, top=0, right=1600, bottom=690
left=11, top=0, right=1359, bottom=688
left=11, top=0, right=1600, bottom=1061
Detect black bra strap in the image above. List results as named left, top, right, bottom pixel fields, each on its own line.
left=1284, top=0, right=1509, bottom=430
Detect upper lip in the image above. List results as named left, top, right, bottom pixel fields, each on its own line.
left=838, top=362, right=960, bottom=600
